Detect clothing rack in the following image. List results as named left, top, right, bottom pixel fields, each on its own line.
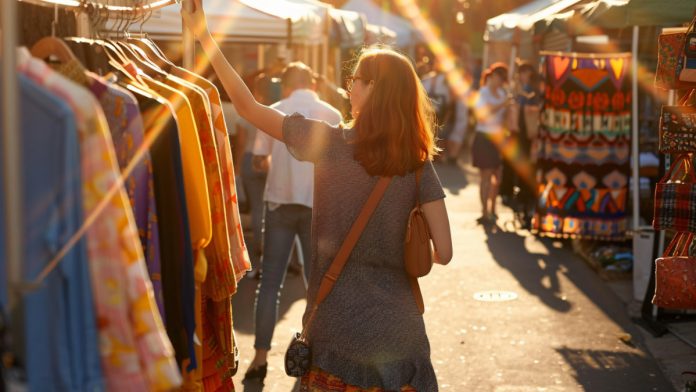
left=2, top=0, right=193, bottom=311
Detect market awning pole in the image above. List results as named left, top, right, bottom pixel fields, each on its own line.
left=258, top=44, right=265, bottom=70
left=2, top=0, right=23, bottom=311
left=322, top=9, right=329, bottom=78
left=509, top=44, right=517, bottom=79
left=631, top=25, right=640, bottom=233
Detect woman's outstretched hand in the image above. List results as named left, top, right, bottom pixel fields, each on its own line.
left=181, top=0, right=210, bottom=40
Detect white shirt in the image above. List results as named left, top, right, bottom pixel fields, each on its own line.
left=221, top=101, right=240, bottom=136
left=474, top=85, right=507, bottom=134
left=253, top=89, right=342, bottom=208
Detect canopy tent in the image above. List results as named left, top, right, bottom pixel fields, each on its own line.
left=141, top=0, right=323, bottom=44
left=341, top=0, right=419, bottom=47
left=483, top=0, right=585, bottom=67
left=526, top=0, right=696, bottom=282
left=286, top=0, right=366, bottom=48
left=365, top=23, right=397, bottom=45
left=330, top=8, right=367, bottom=48
left=485, top=0, right=584, bottom=42
left=535, top=0, right=696, bottom=36
left=576, top=0, right=695, bottom=30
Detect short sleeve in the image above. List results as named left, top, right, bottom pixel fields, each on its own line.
left=283, top=112, right=336, bottom=163
left=419, top=160, right=446, bottom=204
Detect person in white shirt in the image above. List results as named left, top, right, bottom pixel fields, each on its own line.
left=243, top=62, right=342, bottom=382
left=473, top=63, right=514, bottom=224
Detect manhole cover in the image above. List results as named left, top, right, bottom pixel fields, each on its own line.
left=473, top=291, right=518, bottom=302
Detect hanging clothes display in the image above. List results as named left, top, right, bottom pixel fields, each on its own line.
left=1, top=2, right=251, bottom=391
left=533, top=52, right=632, bottom=240
left=17, top=45, right=182, bottom=391
left=0, top=73, right=104, bottom=392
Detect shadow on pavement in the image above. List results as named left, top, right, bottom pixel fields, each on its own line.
left=483, top=227, right=572, bottom=313
left=433, top=161, right=470, bottom=195
left=482, top=226, right=656, bottom=337
left=556, top=347, right=669, bottom=391
left=232, top=271, right=308, bottom=335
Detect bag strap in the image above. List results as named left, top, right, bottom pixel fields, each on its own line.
left=300, top=177, right=392, bottom=338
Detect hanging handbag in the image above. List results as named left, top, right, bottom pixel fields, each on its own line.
left=653, top=154, right=696, bottom=233
left=659, top=91, right=696, bottom=153
left=653, top=232, right=696, bottom=310
left=404, top=167, right=434, bottom=278
left=655, top=16, right=696, bottom=89
left=284, top=177, right=392, bottom=377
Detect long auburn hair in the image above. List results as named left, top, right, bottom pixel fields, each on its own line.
left=350, top=47, right=438, bottom=177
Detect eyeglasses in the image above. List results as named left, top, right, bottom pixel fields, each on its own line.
left=346, top=75, right=367, bottom=92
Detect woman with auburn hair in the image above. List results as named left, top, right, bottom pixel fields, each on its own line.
left=183, top=2, right=452, bottom=390
left=472, top=62, right=515, bottom=224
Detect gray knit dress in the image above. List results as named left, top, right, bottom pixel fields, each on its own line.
left=283, top=113, right=446, bottom=391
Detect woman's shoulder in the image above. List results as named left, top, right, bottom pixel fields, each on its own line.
left=283, top=113, right=347, bottom=163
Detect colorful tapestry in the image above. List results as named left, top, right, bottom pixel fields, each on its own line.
left=532, top=52, right=632, bottom=240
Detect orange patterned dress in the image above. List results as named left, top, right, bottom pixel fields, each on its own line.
left=301, top=368, right=417, bottom=392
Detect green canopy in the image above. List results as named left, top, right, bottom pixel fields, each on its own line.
left=581, top=0, right=695, bottom=29
left=535, top=0, right=695, bottom=36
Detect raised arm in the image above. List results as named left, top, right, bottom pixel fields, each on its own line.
left=181, top=0, right=285, bottom=141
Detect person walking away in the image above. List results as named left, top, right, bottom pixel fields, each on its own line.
left=472, top=63, right=514, bottom=224
left=182, top=3, right=453, bottom=390
left=421, top=58, right=456, bottom=162
left=244, top=62, right=342, bottom=382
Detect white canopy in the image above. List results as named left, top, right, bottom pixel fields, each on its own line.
left=341, top=0, right=418, bottom=47
left=140, top=0, right=324, bottom=44
left=286, top=0, right=366, bottom=48
left=365, top=23, right=397, bottom=46
left=485, top=0, right=583, bottom=43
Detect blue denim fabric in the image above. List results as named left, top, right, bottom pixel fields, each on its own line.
left=241, top=152, right=267, bottom=266
left=253, top=203, right=312, bottom=350
left=0, top=75, right=104, bottom=391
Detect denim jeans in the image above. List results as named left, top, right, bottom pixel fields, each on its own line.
left=241, top=152, right=267, bottom=266
left=254, top=203, right=312, bottom=350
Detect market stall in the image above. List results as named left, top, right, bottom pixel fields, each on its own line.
left=531, top=0, right=695, bottom=292
left=484, top=0, right=585, bottom=69
left=140, top=0, right=326, bottom=72
left=341, top=0, right=420, bottom=49
left=3, top=0, right=252, bottom=389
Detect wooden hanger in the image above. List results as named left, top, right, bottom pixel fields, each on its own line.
left=30, top=36, right=77, bottom=64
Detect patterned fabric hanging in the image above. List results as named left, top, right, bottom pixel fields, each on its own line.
left=533, top=52, right=632, bottom=240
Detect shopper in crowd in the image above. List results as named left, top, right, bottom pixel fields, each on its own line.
left=182, top=2, right=453, bottom=390
left=512, top=61, right=542, bottom=228
left=245, top=62, right=342, bottom=382
left=421, top=57, right=456, bottom=162
left=472, top=62, right=514, bottom=224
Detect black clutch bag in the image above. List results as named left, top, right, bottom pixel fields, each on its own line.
left=284, top=332, right=312, bottom=377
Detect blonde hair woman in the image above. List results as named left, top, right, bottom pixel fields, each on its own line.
left=183, top=2, right=453, bottom=390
